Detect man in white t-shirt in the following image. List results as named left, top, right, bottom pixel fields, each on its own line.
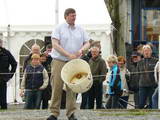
left=47, top=8, right=90, bottom=120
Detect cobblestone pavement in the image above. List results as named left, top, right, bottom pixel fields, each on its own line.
left=0, top=105, right=160, bottom=120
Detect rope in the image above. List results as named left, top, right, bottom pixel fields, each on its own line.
left=0, top=70, right=156, bottom=77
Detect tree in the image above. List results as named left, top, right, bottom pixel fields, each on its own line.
left=104, top=0, right=126, bottom=56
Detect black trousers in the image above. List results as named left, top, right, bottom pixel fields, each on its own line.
left=41, top=85, right=52, bottom=109
left=88, top=82, right=103, bottom=109
left=0, top=80, right=7, bottom=109
left=119, top=96, right=129, bottom=109
left=134, top=91, right=139, bottom=109
left=60, top=90, right=66, bottom=109
left=80, top=91, right=89, bottom=109
left=41, top=89, right=50, bottom=109
left=106, top=95, right=120, bottom=109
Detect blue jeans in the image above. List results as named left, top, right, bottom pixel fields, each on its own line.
left=24, top=90, right=42, bottom=109
left=152, top=87, right=158, bottom=109
left=139, top=87, right=155, bottom=109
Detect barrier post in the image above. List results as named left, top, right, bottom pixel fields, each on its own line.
left=14, top=73, right=17, bottom=103
left=158, top=36, right=160, bottom=109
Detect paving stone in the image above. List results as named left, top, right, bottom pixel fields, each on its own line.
left=0, top=104, right=160, bottom=120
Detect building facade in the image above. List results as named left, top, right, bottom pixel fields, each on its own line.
left=131, top=0, right=160, bottom=57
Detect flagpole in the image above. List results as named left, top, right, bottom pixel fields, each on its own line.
left=55, top=0, right=59, bottom=25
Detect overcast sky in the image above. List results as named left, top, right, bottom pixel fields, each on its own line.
left=0, top=0, right=111, bottom=25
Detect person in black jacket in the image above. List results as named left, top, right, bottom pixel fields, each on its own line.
left=80, top=40, right=101, bottom=109
left=40, top=53, right=52, bottom=109
left=137, top=45, right=158, bottom=109
left=88, top=46, right=107, bottom=109
left=127, top=52, right=142, bottom=108
left=0, top=39, right=17, bottom=109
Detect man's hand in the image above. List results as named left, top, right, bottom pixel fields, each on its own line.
left=75, top=50, right=83, bottom=57
left=67, top=49, right=84, bottom=60
left=68, top=54, right=77, bottom=59
left=39, top=87, right=44, bottom=90
left=20, top=89, right=24, bottom=97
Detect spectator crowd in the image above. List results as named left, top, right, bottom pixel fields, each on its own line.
left=0, top=39, right=159, bottom=110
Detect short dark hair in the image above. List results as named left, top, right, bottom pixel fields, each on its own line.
left=40, top=53, right=47, bottom=57
left=64, top=8, right=76, bottom=18
left=46, top=44, right=52, bottom=49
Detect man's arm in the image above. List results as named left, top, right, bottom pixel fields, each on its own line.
left=39, top=68, right=49, bottom=90
left=20, top=70, right=26, bottom=97
left=78, top=41, right=90, bottom=56
left=21, top=70, right=26, bottom=90
left=8, top=51, right=17, bottom=78
left=154, top=62, right=159, bottom=83
left=52, top=38, right=78, bottom=59
left=100, top=59, right=107, bottom=81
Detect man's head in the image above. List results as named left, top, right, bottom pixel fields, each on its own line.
left=31, top=44, right=40, bottom=54
left=90, top=46, right=100, bottom=58
left=31, top=54, right=41, bottom=66
left=90, top=41, right=101, bottom=50
left=142, top=44, right=152, bottom=58
left=64, top=8, right=76, bottom=25
left=0, top=39, right=3, bottom=47
left=137, top=44, right=143, bottom=55
left=40, top=53, right=47, bottom=63
left=45, top=44, right=52, bottom=54
left=131, top=52, right=141, bottom=62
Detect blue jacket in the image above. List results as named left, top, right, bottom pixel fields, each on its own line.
left=25, top=64, right=44, bottom=89
left=108, top=64, right=122, bottom=95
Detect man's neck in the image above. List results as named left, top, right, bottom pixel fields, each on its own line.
left=66, top=21, right=75, bottom=26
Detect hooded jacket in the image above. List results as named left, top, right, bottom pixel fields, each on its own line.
left=108, top=64, right=123, bottom=95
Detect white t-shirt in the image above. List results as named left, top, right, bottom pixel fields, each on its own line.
left=51, top=22, right=90, bottom=61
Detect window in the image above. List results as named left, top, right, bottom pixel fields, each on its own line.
left=132, top=0, right=141, bottom=41
left=141, top=9, right=160, bottom=41
left=142, top=0, right=160, bottom=8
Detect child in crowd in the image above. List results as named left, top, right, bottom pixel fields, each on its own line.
left=20, top=54, right=49, bottom=109
left=105, top=55, right=123, bottom=109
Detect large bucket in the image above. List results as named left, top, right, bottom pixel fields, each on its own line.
left=61, top=59, right=93, bottom=93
